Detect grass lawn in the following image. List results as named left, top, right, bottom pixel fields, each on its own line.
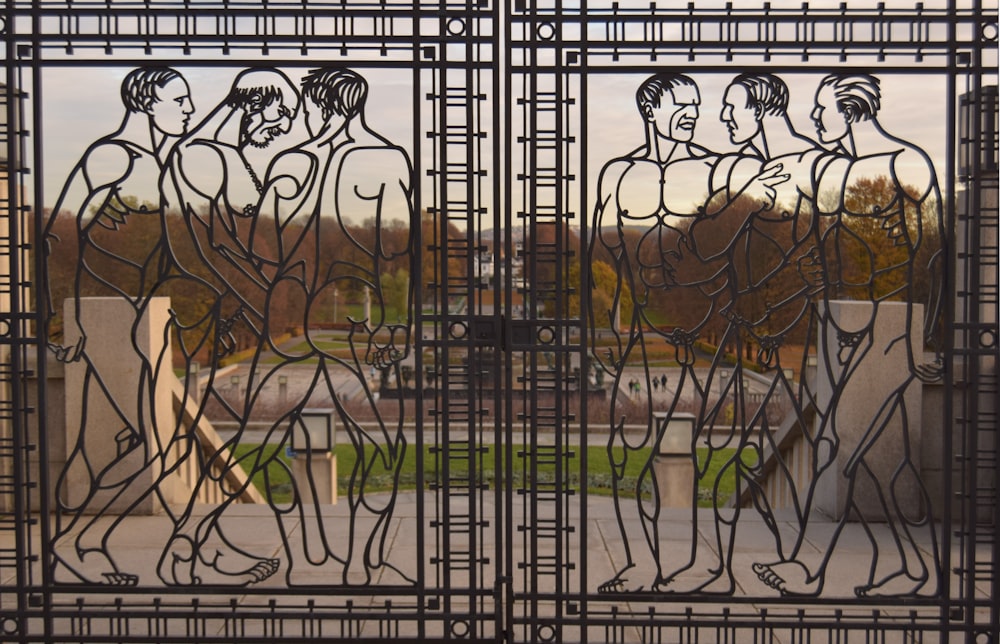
left=307, top=304, right=408, bottom=327
left=288, top=339, right=350, bottom=352
left=232, top=442, right=737, bottom=508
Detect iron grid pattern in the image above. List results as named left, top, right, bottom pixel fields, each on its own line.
left=507, top=1, right=997, bottom=642
left=0, top=0, right=995, bottom=642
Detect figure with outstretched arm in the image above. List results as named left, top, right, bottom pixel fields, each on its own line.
left=589, top=72, right=789, bottom=594
left=161, top=68, right=299, bottom=344
left=649, top=72, right=840, bottom=593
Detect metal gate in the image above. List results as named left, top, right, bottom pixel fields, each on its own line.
left=0, top=1, right=997, bottom=642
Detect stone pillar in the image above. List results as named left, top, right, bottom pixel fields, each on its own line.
left=291, top=453, right=338, bottom=505
left=61, top=296, right=176, bottom=515
left=653, top=455, right=695, bottom=508
left=814, top=300, right=924, bottom=521
left=652, top=411, right=696, bottom=508
left=919, top=377, right=947, bottom=519
left=24, top=354, right=65, bottom=512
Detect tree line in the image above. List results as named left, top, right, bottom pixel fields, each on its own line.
left=44, top=200, right=419, bottom=355
left=44, top=175, right=941, bottom=365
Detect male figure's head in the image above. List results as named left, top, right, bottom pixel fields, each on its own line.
left=811, top=73, right=881, bottom=145
left=227, top=69, right=299, bottom=149
left=721, top=73, right=789, bottom=146
left=121, top=67, right=194, bottom=137
left=300, top=67, right=368, bottom=137
left=636, top=73, right=700, bottom=143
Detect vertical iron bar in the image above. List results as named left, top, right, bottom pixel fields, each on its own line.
left=29, top=13, right=55, bottom=641
left=941, top=3, right=958, bottom=641
left=493, top=0, right=509, bottom=640
left=577, top=5, right=590, bottom=639
left=0, top=12, right=26, bottom=642
left=961, top=20, right=983, bottom=642
left=503, top=4, right=517, bottom=642
left=411, top=34, right=427, bottom=640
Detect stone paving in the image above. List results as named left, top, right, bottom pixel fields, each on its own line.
left=3, top=490, right=992, bottom=642
left=3, top=331, right=991, bottom=641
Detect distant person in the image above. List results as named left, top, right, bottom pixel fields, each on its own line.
left=45, top=66, right=194, bottom=585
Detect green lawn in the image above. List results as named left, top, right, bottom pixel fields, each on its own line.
left=279, top=339, right=351, bottom=355
left=232, top=442, right=737, bottom=508
left=307, top=304, right=409, bottom=327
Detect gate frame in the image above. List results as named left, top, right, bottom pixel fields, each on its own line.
left=0, top=1, right=996, bottom=642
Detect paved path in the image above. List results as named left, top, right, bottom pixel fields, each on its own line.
left=10, top=492, right=956, bottom=595
left=10, top=333, right=986, bottom=641
left=4, top=490, right=991, bottom=642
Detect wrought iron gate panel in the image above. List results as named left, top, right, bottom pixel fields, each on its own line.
left=509, top=1, right=996, bottom=642
left=0, top=1, right=995, bottom=643
left=955, top=75, right=999, bottom=641
left=506, top=14, right=585, bottom=639
left=422, top=6, right=502, bottom=638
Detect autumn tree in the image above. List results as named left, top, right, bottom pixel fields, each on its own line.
left=822, top=175, right=941, bottom=305
left=419, top=211, right=466, bottom=305
left=573, top=258, right=633, bottom=325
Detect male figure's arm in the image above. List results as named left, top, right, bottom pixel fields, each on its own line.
left=893, top=145, right=946, bottom=373
left=588, top=160, right=629, bottom=378
left=689, top=157, right=788, bottom=261
left=253, top=148, right=315, bottom=269
left=44, top=141, right=134, bottom=362
left=342, top=146, right=415, bottom=368
left=179, top=142, right=247, bottom=257
left=918, top=179, right=946, bottom=372
left=168, top=141, right=270, bottom=319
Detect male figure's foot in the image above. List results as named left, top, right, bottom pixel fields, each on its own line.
left=52, top=549, right=138, bottom=586
left=752, top=560, right=820, bottom=596
left=598, top=564, right=636, bottom=593
left=855, top=570, right=931, bottom=598
left=159, top=535, right=279, bottom=586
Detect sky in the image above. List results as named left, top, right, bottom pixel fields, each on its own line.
left=35, top=0, right=985, bottom=226
left=584, top=72, right=952, bottom=203
left=40, top=66, right=955, bottom=226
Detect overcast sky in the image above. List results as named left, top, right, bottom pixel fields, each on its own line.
left=38, top=0, right=974, bottom=229
left=584, top=72, right=951, bottom=200
left=40, top=67, right=954, bottom=226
